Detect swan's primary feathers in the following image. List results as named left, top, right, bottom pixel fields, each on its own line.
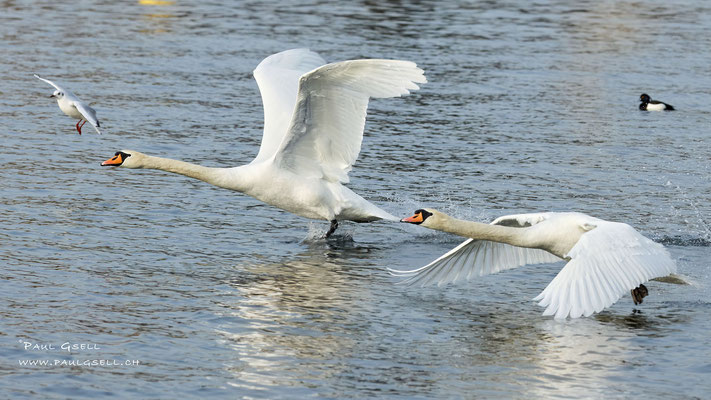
left=102, top=49, right=426, bottom=233
left=392, top=209, right=677, bottom=319
left=535, top=219, right=675, bottom=319
left=35, top=74, right=101, bottom=134
left=278, top=59, right=425, bottom=184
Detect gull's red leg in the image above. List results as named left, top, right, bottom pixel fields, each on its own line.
left=76, top=120, right=87, bottom=135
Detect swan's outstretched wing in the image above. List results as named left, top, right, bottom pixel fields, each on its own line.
left=252, top=49, right=327, bottom=162
left=274, top=59, right=426, bottom=183
left=534, top=221, right=677, bottom=319
left=72, top=101, right=101, bottom=134
left=389, top=238, right=563, bottom=287
left=390, top=212, right=561, bottom=286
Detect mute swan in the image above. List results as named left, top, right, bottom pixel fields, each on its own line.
left=101, top=49, right=426, bottom=237
left=34, top=74, right=102, bottom=134
left=390, top=209, right=677, bottom=319
left=639, top=93, right=674, bottom=111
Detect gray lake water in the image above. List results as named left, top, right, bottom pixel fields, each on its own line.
left=2, top=0, right=710, bottom=398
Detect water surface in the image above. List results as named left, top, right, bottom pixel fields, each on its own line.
left=1, top=1, right=710, bottom=398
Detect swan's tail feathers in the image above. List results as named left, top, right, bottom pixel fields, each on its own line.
left=651, top=273, right=691, bottom=285
left=358, top=201, right=399, bottom=222
left=377, top=211, right=399, bottom=222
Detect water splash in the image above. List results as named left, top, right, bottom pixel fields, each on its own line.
left=666, top=180, right=711, bottom=242
left=300, top=221, right=355, bottom=245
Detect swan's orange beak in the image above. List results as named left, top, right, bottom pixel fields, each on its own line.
left=401, top=212, right=423, bottom=224
left=101, top=153, right=124, bottom=166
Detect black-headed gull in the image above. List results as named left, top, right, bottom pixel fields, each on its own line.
left=35, top=74, right=102, bottom=135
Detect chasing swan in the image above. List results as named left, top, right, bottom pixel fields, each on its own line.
left=35, top=74, right=102, bottom=135
left=102, top=49, right=426, bottom=237
left=391, top=209, right=677, bottom=319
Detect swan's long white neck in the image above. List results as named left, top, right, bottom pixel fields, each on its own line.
left=429, top=214, right=536, bottom=248
left=132, top=153, right=251, bottom=193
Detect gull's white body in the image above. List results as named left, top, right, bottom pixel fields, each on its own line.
left=391, top=209, right=677, bottom=319
left=35, top=74, right=102, bottom=134
left=105, top=49, right=426, bottom=225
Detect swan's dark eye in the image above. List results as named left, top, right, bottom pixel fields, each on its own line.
left=102, top=151, right=131, bottom=167
left=404, top=209, right=433, bottom=224
left=418, top=209, right=433, bottom=221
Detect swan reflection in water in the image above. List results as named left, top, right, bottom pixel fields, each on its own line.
left=212, top=242, right=389, bottom=390
left=521, top=311, right=688, bottom=398
left=205, top=236, right=683, bottom=395
left=386, top=279, right=683, bottom=396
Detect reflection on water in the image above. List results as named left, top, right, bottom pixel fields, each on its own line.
left=139, top=0, right=176, bottom=5
left=216, top=256, right=362, bottom=388
left=2, top=0, right=711, bottom=398
left=528, top=319, right=641, bottom=398
left=138, top=0, right=178, bottom=35
left=206, top=243, right=703, bottom=397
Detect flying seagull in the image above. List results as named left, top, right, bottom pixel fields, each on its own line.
left=35, top=74, right=102, bottom=134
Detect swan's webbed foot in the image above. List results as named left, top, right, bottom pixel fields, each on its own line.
left=325, top=220, right=338, bottom=238
left=631, top=284, right=648, bottom=305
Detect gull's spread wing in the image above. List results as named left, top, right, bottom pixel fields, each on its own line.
left=34, top=74, right=65, bottom=92
left=73, top=101, right=101, bottom=134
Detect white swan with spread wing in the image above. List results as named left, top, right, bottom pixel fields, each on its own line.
left=391, top=209, right=677, bottom=319
left=102, top=49, right=426, bottom=236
